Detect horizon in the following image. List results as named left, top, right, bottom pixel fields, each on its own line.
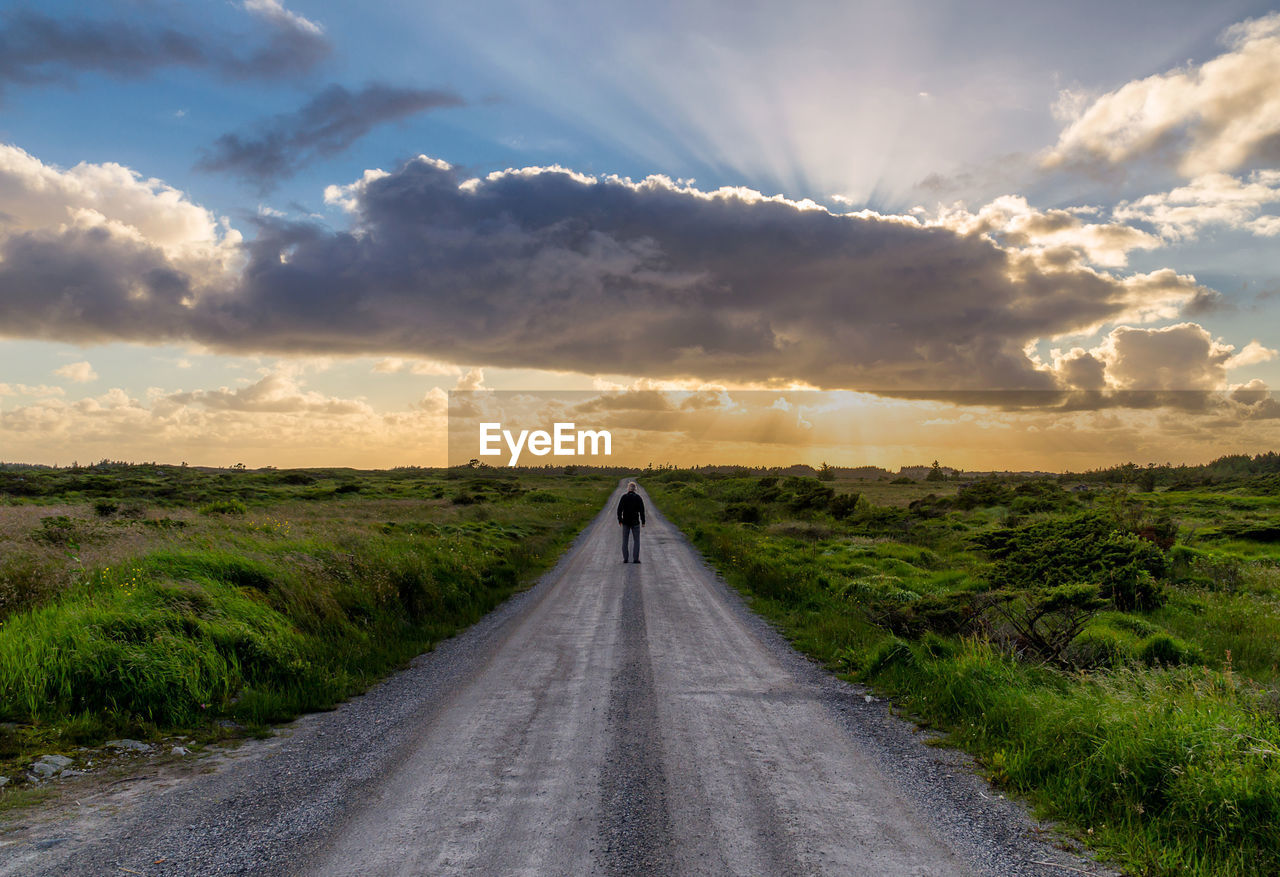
left=4, top=450, right=1274, bottom=478
left=2, top=2, right=1279, bottom=468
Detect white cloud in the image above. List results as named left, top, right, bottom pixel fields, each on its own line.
left=242, top=0, right=324, bottom=37
left=53, top=361, right=98, bottom=383
left=1225, top=340, right=1279, bottom=369
left=1044, top=13, right=1280, bottom=176
left=323, top=168, right=390, bottom=212
left=930, top=194, right=1162, bottom=268
left=1113, top=170, right=1280, bottom=239
left=0, top=143, right=242, bottom=279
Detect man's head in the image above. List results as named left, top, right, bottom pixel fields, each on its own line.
left=628, top=482, right=637, bottom=492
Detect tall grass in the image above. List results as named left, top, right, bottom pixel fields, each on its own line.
left=0, top=468, right=612, bottom=773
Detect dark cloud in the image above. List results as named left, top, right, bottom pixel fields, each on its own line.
left=225, top=0, right=330, bottom=79
left=0, top=157, right=1223, bottom=393
left=197, top=84, right=464, bottom=186
left=0, top=4, right=329, bottom=94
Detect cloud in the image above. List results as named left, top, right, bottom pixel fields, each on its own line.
left=233, top=0, right=329, bottom=79
left=1226, top=340, right=1279, bottom=370
left=163, top=371, right=369, bottom=415
left=198, top=84, right=463, bottom=186
left=1049, top=348, right=1107, bottom=391
left=929, top=194, right=1162, bottom=268
left=372, top=357, right=462, bottom=376
left=53, top=360, right=98, bottom=383
left=0, top=382, right=64, bottom=397
left=1113, top=170, right=1280, bottom=240
left=0, top=378, right=443, bottom=468
left=1044, top=13, right=1280, bottom=177
left=0, top=143, right=241, bottom=274
left=0, top=2, right=328, bottom=95
left=1050, top=323, right=1278, bottom=392
left=0, top=151, right=1242, bottom=395
left=455, top=368, right=486, bottom=392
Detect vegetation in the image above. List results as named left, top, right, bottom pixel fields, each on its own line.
left=647, top=468, right=1280, bottom=877
left=0, top=463, right=613, bottom=780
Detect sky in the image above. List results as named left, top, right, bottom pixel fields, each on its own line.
left=1, top=0, right=1279, bottom=470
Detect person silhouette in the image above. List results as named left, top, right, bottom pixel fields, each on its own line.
left=616, top=481, right=646, bottom=563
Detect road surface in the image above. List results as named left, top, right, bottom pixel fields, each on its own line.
left=0, top=482, right=1112, bottom=876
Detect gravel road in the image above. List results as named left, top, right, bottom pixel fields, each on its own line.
left=0, top=482, right=1116, bottom=877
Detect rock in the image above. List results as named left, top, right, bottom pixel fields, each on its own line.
left=0, top=775, right=9, bottom=788
left=29, top=762, right=58, bottom=779
left=105, top=738, right=153, bottom=753
left=171, top=745, right=191, bottom=756
left=38, top=754, right=74, bottom=770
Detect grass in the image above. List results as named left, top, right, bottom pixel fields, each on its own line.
left=0, top=463, right=615, bottom=785
left=648, top=469, right=1280, bottom=877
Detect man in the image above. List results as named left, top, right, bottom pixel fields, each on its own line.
left=616, top=481, right=646, bottom=563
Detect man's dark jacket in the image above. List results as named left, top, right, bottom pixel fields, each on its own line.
left=617, top=491, right=646, bottom=526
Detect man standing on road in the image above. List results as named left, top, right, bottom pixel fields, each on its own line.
left=617, top=481, right=646, bottom=563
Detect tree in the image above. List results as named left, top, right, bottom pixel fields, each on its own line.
left=817, top=462, right=835, bottom=482
left=926, top=460, right=945, bottom=482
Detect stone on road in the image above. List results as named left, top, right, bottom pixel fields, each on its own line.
left=0, top=482, right=1111, bottom=877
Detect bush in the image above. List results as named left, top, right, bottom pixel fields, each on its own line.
left=722, top=502, right=762, bottom=524
left=863, top=636, right=915, bottom=676
left=977, top=512, right=1168, bottom=609
left=829, top=493, right=861, bottom=519
left=276, top=472, right=316, bottom=485
left=33, top=515, right=81, bottom=546
left=785, top=477, right=835, bottom=511
left=1138, top=634, right=1202, bottom=667
left=1061, top=628, right=1136, bottom=670
left=955, top=480, right=1013, bottom=509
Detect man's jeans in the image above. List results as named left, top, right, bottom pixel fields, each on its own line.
left=621, top=524, right=641, bottom=562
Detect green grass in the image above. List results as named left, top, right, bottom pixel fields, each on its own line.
left=649, top=469, right=1280, bottom=877
left=0, top=464, right=615, bottom=783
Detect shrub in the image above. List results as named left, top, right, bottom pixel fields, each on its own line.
left=722, top=502, right=762, bottom=524
left=985, top=584, right=1106, bottom=667
left=785, top=477, right=835, bottom=511
left=829, top=492, right=861, bottom=519
left=863, top=636, right=915, bottom=676
left=33, top=515, right=80, bottom=546
left=977, top=512, right=1168, bottom=609
left=1138, top=634, right=1202, bottom=667
left=1061, top=628, right=1136, bottom=670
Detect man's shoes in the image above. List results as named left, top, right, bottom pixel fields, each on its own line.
left=633, top=559, right=641, bottom=563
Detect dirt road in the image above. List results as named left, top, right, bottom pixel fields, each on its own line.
left=0, top=483, right=1111, bottom=876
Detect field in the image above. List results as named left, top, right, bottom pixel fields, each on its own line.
left=647, top=465, right=1280, bottom=877
left=0, top=463, right=615, bottom=788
